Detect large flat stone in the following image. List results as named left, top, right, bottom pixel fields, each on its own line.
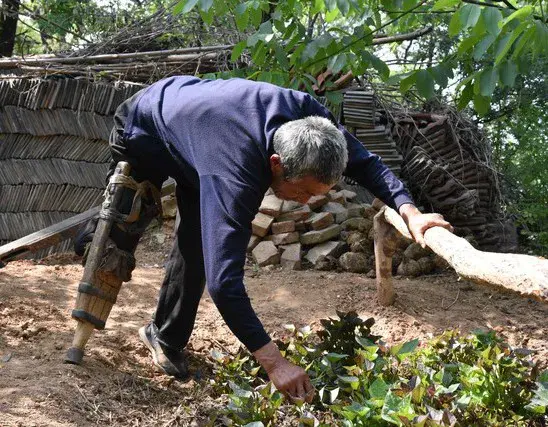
left=346, top=202, right=364, bottom=218
left=339, top=252, right=372, bottom=273
left=307, top=195, right=329, bottom=210
left=271, top=220, right=295, bottom=234
left=252, top=212, right=274, bottom=237
left=281, top=243, right=301, bottom=270
left=266, top=231, right=300, bottom=246
left=247, top=235, right=262, bottom=253
left=322, top=202, right=348, bottom=223
left=259, top=194, right=284, bottom=217
left=305, top=240, right=345, bottom=264
left=304, top=212, right=334, bottom=231
left=277, top=205, right=311, bottom=222
left=300, top=224, right=341, bottom=245
left=252, top=241, right=280, bottom=266
left=341, top=217, right=373, bottom=233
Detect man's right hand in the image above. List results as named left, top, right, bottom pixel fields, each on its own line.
left=253, top=341, right=315, bottom=403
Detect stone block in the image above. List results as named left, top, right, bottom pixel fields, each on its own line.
left=322, top=202, right=348, bottom=223
left=259, top=194, right=284, bottom=217
left=266, top=231, right=300, bottom=246
left=346, top=202, right=364, bottom=218
left=277, top=205, right=311, bottom=222
left=341, top=217, right=373, bottom=234
left=328, top=190, right=346, bottom=205
left=281, top=243, right=301, bottom=270
left=295, top=221, right=306, bottom=232
left=252, top=241, right=280, bottom=266
left=252, top=212, right=274, bottom=237
left=281, top=200, right=303, bottom=212
left=307, top=195, right=329, bottom=210
left=271, top=220, right=296, bottom=234
left=247, top=235, right=262, bottom=253
left=300, top=224, right=341, bottom=245
left=305, top=240, right=345, bottom=264
left=404, top=242, right=431, bottom=260
left=305, top=212, right=334, bottom=231
left=339, top=252, right=372, bottom=273
left=339, top=189, right=357, bottom=201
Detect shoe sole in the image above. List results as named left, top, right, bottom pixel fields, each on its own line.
left=138, top=325, right=162, bottom=369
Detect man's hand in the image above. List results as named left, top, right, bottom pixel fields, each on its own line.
left=253, top=341, right=315, bottom=403
left=399, top=203, right=454, bottom=248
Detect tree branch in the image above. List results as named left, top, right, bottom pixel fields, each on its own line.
left=462, top=0, right=547, bottom=22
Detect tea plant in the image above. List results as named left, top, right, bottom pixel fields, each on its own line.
left=209, top=312, right=547, bottom=426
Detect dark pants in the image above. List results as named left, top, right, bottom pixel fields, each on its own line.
left=109, top=93, right=206, bottom=351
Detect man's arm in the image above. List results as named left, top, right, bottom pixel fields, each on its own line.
left=198, top=174, right=314, bottom=402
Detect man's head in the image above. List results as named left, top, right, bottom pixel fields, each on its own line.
left=270, top=116, right=348, bottom=203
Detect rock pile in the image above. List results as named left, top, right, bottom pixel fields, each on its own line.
left=248, top=188, right=448, bottom=277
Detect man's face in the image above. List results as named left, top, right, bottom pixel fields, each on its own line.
left=269, top=155, right=334, bottom=204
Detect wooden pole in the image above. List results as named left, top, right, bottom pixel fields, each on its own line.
left=373, top=204, right=548, bottom=305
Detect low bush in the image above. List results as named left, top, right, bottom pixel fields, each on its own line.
left=208, top=311, right=547, bottom=426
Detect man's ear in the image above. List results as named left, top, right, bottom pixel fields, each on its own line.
left=269, top=154, right=284, bottom=178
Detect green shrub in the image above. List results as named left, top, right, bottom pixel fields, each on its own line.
left=209, top=312, right=547, bottom=426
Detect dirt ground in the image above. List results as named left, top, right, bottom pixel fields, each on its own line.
left=1, top=222, right=547, bottom=426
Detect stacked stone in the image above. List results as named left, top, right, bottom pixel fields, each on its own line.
left=249, top=188, right=378, bottom=273
left=247, top=189, right=459, bottom=278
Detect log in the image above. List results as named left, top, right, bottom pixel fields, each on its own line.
left=374, top=205, right=548, bottom=304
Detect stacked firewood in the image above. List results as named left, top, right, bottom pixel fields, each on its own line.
left=389, top=111, right=516, bottom=251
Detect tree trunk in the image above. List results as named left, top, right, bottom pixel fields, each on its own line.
left=0, top=0, right=20, bottom=57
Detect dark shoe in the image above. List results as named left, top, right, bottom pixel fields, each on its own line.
left=138, top=322, right=189, bottom=380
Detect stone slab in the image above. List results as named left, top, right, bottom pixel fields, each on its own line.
left=259, top=194, right=284, bottom=217
left=305, top=240, right=345, bottom=264
left=247, top=235, right=262, bottom=253
left=271, top=220, right=296, bottom=234
left=266, top=231, right=300, bottom=246
left=300, top=224, right=341, bottom=246
left=307, top=195, right=329, bottom=210
left=252, top=241, right=280, bottom=266
left=252, top=212, right=274, bottom=237
left=304, top=212, right=334, bottom=231
left=322, top=202, right=348, bottom=223
left=281, top=243, right=301, bottom=270
left=277, top=205, right=311, bottom=222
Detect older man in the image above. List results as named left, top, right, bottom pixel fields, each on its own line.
left=76, top=76, right=452, bottom=402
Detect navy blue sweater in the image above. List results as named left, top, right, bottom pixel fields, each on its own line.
left=124, top=76, right=414, bottom=352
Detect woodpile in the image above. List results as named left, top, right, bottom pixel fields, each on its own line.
left=0, top=78, right=142, bottom=258
left=248, top=189, right=443, bottom=278
left=386, top=108, right=516, bottom=252
left=343, top=90, right=402, bottom=176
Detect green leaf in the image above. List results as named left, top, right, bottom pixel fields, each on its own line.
left=198, top=0, right=213, bottom=12
left=473, top=93, right=490, bottom=115
left=432, top=0, right=459, bottom=11
left=326, top=90, right=344, bottom=105
left=336, top=0, right=350, bottom=15
left=473, top=34, right=496, bottom=60
left=449, top=9, right=462, bottom=36
left=362, top=51, right=389, bottom=80
left=416, top=70, right=435, bottom=99
left=173, top=0, right=200, bottom=14
left=231, top=41, right=247, bottom=62
left=381, top=391, right=416, bottom=425
left=458, top=34, right=482, bottom=55
left=328, top=53, right=347, bottom=74
left=482, top=7, right=502, bottom=36
left=500, top=5, right=533, bottom=28
left=460, top=4, right=482, bottom=30
left=512, top=25, right=536, bottom=58
left=499, top=60, right=518, bottom=87
left=399, top=339, right=419, bottom=355
left=495, top=22, right=527, bottom=64
left=457, top=82, right=473, bottom=110
left=369, top=378, right=389, bottom=399
left=234, top=3, right=249, bottom=31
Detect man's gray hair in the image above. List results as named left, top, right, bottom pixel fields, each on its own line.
left=273, top=116, right=348, bottom=184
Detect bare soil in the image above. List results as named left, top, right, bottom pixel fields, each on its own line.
left=1, top=221, right=547, bottom=426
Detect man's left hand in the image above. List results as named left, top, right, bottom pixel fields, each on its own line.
left=399, top=204, right=454, bottom=248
